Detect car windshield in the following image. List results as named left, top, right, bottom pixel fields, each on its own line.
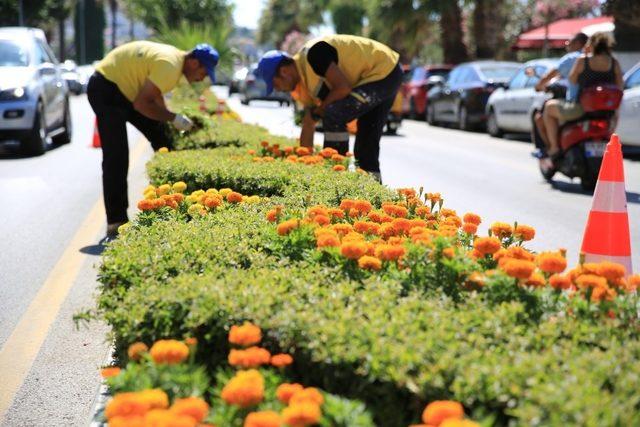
left=429, top=69, right=450, bottom=78
left=479, top=65, right=519, bottom=81
left=0, top=39, right=29, bottom=66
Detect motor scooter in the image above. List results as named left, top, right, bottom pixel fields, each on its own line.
left=531, top=76, right=622, bottom=191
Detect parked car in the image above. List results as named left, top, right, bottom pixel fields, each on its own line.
left=0, top=27, right=71, bottom=155
left=60, top=59, right=84, bottom=95
left=229, top=66, right=249, bottom=95
left=240, top=63, right=291, bottom=106
left=485, top=58, right=558, bottom=137
left=616, top=62, right=640, bottom=147
left=401, top=65, right=452, bottom=119
left=426, top=60, right=520, bottom=130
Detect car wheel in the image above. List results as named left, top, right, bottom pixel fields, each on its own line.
left=458, top=105, right=471, bottom=131
left=21, top=101, right=47, bottom=156
left=52, top=98, right=72, bottom=145
left=241, top=98, right=249, bottom=105
left=487, top=108, right=503, bottom=138
left=426, top=104, right=437, bottom=126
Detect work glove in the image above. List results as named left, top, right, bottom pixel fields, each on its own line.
left=172, top=114, right=193, bottom=131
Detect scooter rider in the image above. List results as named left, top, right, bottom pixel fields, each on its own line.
left=533, top=32, right=587, bottom=167
left=256, top=35, right=403, bottom=181
left=87, top=41, right=219, bottom=238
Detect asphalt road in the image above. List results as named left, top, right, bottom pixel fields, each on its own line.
left=0, top=94, right=153, bottom=426
left=224, top=91, right=640, bottom=270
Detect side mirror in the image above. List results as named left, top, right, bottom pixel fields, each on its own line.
left=39, top=63, right=56, bottom=76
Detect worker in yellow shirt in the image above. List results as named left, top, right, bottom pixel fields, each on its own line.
left=256, top=35, right=401, bottom=181
left=87, top=41, right=219, bottom=237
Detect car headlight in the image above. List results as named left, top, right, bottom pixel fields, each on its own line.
left=0, top=87, right=28, bottom=101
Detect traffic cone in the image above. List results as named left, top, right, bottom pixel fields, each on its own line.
left=198, top=95, right=207, bottom=112
left=580, top=134, right=633, bottom=274
left=91, top=117, right=101, bottom=148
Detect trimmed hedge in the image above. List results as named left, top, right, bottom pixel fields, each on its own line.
left=93, top=109, right=640, bottom=426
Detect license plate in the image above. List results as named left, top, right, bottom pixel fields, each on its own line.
left=584, top=141, right=606, bottom=158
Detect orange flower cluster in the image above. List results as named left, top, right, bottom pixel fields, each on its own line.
left=250, top=142, right=351, bottom=171
left=105, top=389, right=209, bottom=427
left=244, top=410, right=282, bottom=427
left=415, top=400, right=478, bottom=427
left=229, top=322, right=262, bottom=347
left=270, top=353, right=294, bottom=368
left=127, top=342, right=149, bottom=361
left=221, top=369, right=265, bottom=408
left=149, top=340, right=189, bottom=365
left=280, top=387, right=324, bottom=427
left=228, top=347, right=271, bottom=368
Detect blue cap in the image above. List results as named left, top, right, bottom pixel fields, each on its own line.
left=191, top=44, right=219, bottom=83
left=257, top=50, right=289, bottom=95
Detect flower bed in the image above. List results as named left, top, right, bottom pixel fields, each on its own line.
left=87, top=97, right=640, bottom=426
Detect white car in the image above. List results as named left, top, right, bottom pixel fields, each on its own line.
left=486, top=58, right=558, bottom=137
left=616, top=62, right=640, bottom=147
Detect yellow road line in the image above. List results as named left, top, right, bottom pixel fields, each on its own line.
left=0, top=138, right=149, bottom=420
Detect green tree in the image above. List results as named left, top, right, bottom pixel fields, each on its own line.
left=328, top=0, right=366, bottom=35
left=122, top=0, right=232, bottom=32
left=423, top=0, right=469, bottom=64
left=256, top=0, right=325, bottom=46
left=604, top=0, right=640, bottom=51
left=74, top=0, right=105, bottom=64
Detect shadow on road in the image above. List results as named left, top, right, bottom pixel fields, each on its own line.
left=549, top=179, right=640, bottom=204
left=79, top=237, right=111, bottom=256
left=0, top=140, right=67, bottom=160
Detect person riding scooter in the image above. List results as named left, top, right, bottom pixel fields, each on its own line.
left=542, top=32, right=623, bottom=163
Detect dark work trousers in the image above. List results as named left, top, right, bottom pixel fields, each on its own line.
left=322, top=63, right=403, bottom=173
left=87, top=72, right=172, bottom=224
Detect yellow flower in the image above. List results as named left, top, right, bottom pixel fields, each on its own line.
left=156, top=184, right=171, bottom=196
left=172, top=181, right=187, bottom=193
left=219, top=188, right=233, bottom=196
left=158, top=147, right=169, bottom=153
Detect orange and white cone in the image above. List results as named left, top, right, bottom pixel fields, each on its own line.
left=91, top=117, right=101, bottom=148
left=580, top=134, right=632, bottom=274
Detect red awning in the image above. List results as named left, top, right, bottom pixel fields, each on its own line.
left=514, top=17, right=614, bottom=50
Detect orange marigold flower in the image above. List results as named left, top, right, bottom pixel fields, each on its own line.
left=108, top=415, right=145, bottom=427
left=415, top=206, right=431, bottom=217
left=271, top=353, right=294, bottom=368
left=443, top=215, right=462, bottom=228
left=328, top=208, right=344, bottom=219
left=549, top=274, right=572, bottom=290
left=473, top=237, right=502, bottom=256
left=171, top=193, right=185, bottom=203
left=203, top=195, right=222, bottom=209
left=422, top=400, right=464, bottom=425
left=144, top=409, right=196, bottom=427
left=266, top=209, right=280, bottom=223
left=490, top=222, right=513, bottom=239
left=284, top=146, right=294, bottom=154
left=281, top=402, right=322, bottom=426
left=276, top=219, right=299, bottom=236
left=101, top=367, right=121, bottom=379
left=358, top=255, right=382, bottom=271
left=244, top=410, right=282, bottom=427
left=260, top=141, right=269, bottom=147
left=575, top=274, right=608, bottom=290
left=382, top=204, right=408, bottom=218
left=537, top=252, right=567, bottom=274
left=628, top=275, right=640, bottom=291
left=505, top=246, right=535, bottom=261
left=462, top=222, right=478, bottom=235
left=105, top=393, right=149, bottom=420
left=441, top=420, right=481, bottom=427
left=339, top=199, right=355, bottom=211
left=354, top=200, right=373, bottom=214
left=226, top=191, right=244, bottom=203
left=312, top=215, right=331, bottom=226
left=391, top=218, right=413, bottom=234
left=462, top=212, right=481, bottom=225
left=316, top=234, right=340, bottom=248
left=170, top=397, right=209, bottom=423
left=229, top=322, right=262, bottom=347
left=248, top=149, right=256, bottom=155
left=331, top=223, right=353, bottom=236
left=295, top=147, right=311, bottom=156
left=378, top=223, right=397, bottom=239
left=596, top=261, right=627, bottom=282
left=525, top=272, right=546, bottom=288
left=375, top=244, right=406, bottom=261
left=127, top=342, right=148, bottom=361
left=465, top=271, right=486, bottom=289
left=340, top=241, right=369, bottom=260
left=149, top=340, right=189, bottom=365
left=591, top=285, right=617, bottom=303
left=332, top=164, right=346, bottom=171
left=138, top=389, right=169, bottom=410
left=502, top=259, right=536, bottom=280
left=307, top=206, right=329, bottom=217
left=514, top=224, right=536, bottom=241
left=289, top=388, right=324, bottom=406
left=137, top=199, right=156, bottom=211
left=276, top=383, right=304, bottom=404
left=221, top=369, right=265, bottom=408
left=228, top=347, right=271, bottom=368
left=442, top=247, right=455, bottom=259
left=426, top=192, right=442, bottom=203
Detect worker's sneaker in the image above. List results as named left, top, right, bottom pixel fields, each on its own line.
left=370, top=171, right=382, bottom=183
left=106, top=221, right=127, bottom=239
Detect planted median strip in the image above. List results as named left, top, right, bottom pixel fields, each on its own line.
left=84, top=94, right=640, bottom=426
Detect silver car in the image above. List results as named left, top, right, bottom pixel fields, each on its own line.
left=616, top=62, right=640, bottom=147
left=486, top=58, right=558, bottom=137
left=0, top=27, right=71, bottom=155
left=240, top=63, right=291, bottom=106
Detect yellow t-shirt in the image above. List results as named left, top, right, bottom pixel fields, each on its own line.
left=95, top=41, right=186, bottom=102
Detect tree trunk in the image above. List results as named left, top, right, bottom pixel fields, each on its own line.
left=58, top=16, right=65, bottom=61
left=440, top=1, right=468, bottom=64
left=473, top=0, right=504, bottom=59
left=110, top=0, right=118, bottom=49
